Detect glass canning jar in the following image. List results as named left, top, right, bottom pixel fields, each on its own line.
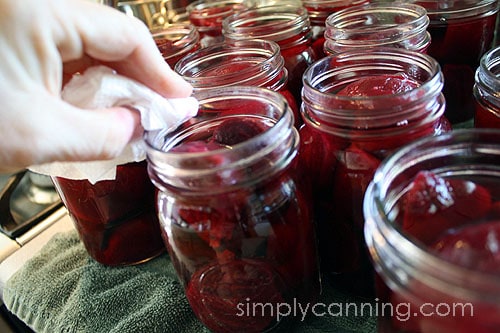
left=222, top=4, right=318, bottom=108
left=186, top=0, right=248, bottom=47
left=324, top=3, right=431, bottom=56
left=152, top=23, right=201, bottom=68
left=302, top=0, right=369, bottom=58
left=414, top=0, right=499, bottom=126
left=474, top=45, right=500, bottom=128
left=146, top=86, right=321, bottom=333
left=174, top=39, right=301, bottom=127
left=364, top=129, right=500, bottom=333
left=300, top=48, right=451, bottom=296
left=52, top=161, right=165, bottom=266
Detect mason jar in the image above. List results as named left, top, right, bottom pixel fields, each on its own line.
left=186, top=0, right=248, bottom=47
left=364, top=129, right=500, bottom=332
left=146, top=86, right=321, bottom=333
left=302, top=0, right=369, bottom=58
left=151, top=23, right=201, bottom=68
left=52, top=161, right=165, bottom=266
left=174, top=39, right=301, bottom=127
left=300, top=48, right=451, bottom=296
left=324, top=3, right=431, bottom=55
left=414, top=0, right=499, bottom=126
left=222, top=4, right=318, bottom=107
left=474, top=45, right=500, bottom=128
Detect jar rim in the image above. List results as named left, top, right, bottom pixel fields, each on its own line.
left=364, top=129, right=500, bottom=299
left=174, top=39, right=285, bottom=89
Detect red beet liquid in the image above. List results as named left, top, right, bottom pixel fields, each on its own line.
left=300, top=73, right=450, bottom=296
left=379, top=172, right=500, bottom=332
left=54, top=161, right=165, bottom=266
left=426, top=14, right=498, bottom=125
left=160, top=117, right=320, bottom=332
left=474, top=99, right=500, bottom=129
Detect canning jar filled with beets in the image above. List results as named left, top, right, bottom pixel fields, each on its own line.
left=474, top=45, right=500, bottom=128
left=222, top=4, right=318, bottom=107
left=323, top=3, right=431, bottom=56
left=52, top=161, right=165, bottom=266
left=174, top=39, right=301, bottom=127
left=300, top=48, right=451, bottom=296
left=152, top=23, right=201, bottom=68
left=146, top=86, right=321, bottom=333
left=414, top=0, right=499, bottom=126
left=302, top=0, right=369, bottom=58
left=186, top=0, right=248, bottom=47
left=364, top=129, right=500, bottom=333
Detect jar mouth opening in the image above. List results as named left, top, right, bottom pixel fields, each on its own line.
left=476, top=46, right=500, bottom=95
left=222, top=5, right=311, bottom=43
left=145, top=86, right=297, bottom=190
left=174, top=39, right=285, bottom=88
left=365, top=129, right=500, bottom=298
left=415, top=0, right=499, bottom=20
left=187, top=0, right=247, bottom=17
left=301, top=48, right=444, bottom=135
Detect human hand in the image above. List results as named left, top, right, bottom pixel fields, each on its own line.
left=0, top=0, right=193, bottom=173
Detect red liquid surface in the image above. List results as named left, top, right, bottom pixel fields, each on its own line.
left=162, top=118, right=320, bottom=332
left=54, top=161, right=165, bottom=266
left=299, top=73, right=450, bottom=295
left=425, top=14, right=498, bottom=124
left=381, top=171, right=500, bottom=332
left=155, top=38, right=201, bottom=68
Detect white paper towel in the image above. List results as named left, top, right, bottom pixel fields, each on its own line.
left=29, top=66, right=198, bottom=184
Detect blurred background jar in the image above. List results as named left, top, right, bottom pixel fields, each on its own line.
left=174, top=39, right=301, bottom=127
left=186, top=0, right=249, bottom=47
left=364, top=129, right=500, bottom=333
left=324, top=3, right=431, bottom=56
left=52, top=161, right=165, bottom=266
left=151, top=23, right=201, bottom=67
left=300, top=48, right=451, bottom=296
left=146, top=86, right=321, bottom=333
left=413, top=0, right=499, bottom=127
left=474, top=45, right=500, bottom=128
left=222, top=4, right=318, bottom=108
left=303, top=0, right=369, bottom=58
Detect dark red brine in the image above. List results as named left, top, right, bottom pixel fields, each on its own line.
left=52, top=161, right=165, bottom=266
left=323, top=3, right=431, bottom=56
left=364, top=129, right=500, bottom=332
left=415, top=0, right=499, bottom=126
left=174, top=39, right=301, bottom=128
left=474, top=45, right=500, bottom=128
left=146, top=86, right=321, bottom=333
left=300, top=49, right=450, bottom=296
left=222, top=4, right=318, bottom=108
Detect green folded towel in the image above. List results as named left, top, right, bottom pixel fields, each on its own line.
left=3, top=231, right=377, bottom=333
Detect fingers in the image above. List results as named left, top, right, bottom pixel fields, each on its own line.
left=61, top=0, right=192, bottom=98
left=0, top=91, right=140, bottom=172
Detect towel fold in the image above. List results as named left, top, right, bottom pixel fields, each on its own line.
left=3, top=231, right=376, bottom=333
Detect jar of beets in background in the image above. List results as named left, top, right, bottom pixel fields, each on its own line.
left=52, top=161, right=165, bottom=266
left=152, top=23, right=201, bottom=68
left=414, top=0, right=499, bottom=126
left=364, top=129, right=500, bottom=333
left=300, top=48, right=451, bottom=297
left=323, top=3, right=431, bottom=56
left=174, top=39, right=301, bottom=127
left=222, top=4, right=318, bottom=107
left=302, top=0, right=369, bottom=58
left=186, top=0, right=248, bottom=47
left=474, top=45, right=500, bottom=128
left=146, top=86, right=321, bottom=333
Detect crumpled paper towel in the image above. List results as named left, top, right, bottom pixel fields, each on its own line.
left=29, top=66, right=198, bottom=184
